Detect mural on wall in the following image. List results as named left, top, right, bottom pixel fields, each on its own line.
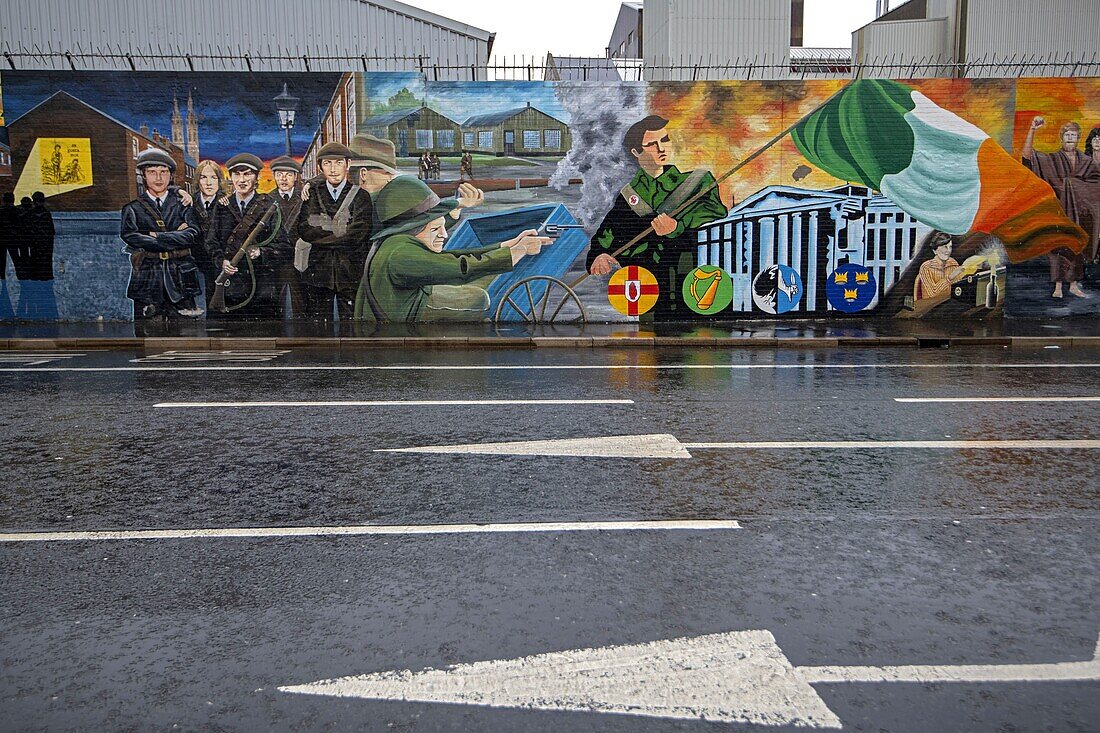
left=0, top=71, right=1096, bottom=325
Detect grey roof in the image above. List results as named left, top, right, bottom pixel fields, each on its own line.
left=462, top=105, right=560, bottom=127
left=362, top=0, right=493, bottom=41
left=361, top=105, right=458, bottom=128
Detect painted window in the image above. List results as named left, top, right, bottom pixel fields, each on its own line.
left=416, top=129, right=433, bottom=149
left=345, top=78, right=356, bottom=142
left=334, top=104, right=344, bottom=144
left=544, top=129, right=562, bottom=149
left=478, top=131, right=493, bottom=149
left=463, top=132, right=475, bottom=148
left=523, top=130, right=541, bottom=149
left=132, top=138, right=138, bottom=158
left=437, top=129, right=455, bottom=149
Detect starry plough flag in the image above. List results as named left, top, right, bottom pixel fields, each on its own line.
left=792, top=79, right=1088, bottom=262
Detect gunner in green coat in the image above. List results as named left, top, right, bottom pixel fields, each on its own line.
left=587, top=114, right=728, bottom=319
left=355, top=177, right=552, bottom=322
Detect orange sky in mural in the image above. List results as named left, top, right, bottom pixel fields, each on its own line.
left=1013, top=78, right=1100, bottom=155
left=650, top=78, right=1016, bottom=207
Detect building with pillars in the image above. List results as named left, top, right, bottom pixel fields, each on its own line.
left=694, top=184, right=932, bottom=313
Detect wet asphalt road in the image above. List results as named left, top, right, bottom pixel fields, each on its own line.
left=1, top=346, right=1098, bottom=732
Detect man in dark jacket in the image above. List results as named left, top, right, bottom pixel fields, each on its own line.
left=120, top=148, right=202, bottom=320
left=205, top=153, right=289, bottom=318
left=269, top=155, right=304, bottom=318
left=295, top=142, right=373, bottom=320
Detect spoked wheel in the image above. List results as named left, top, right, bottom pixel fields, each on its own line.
left=493, top=276, right=587, bottom=324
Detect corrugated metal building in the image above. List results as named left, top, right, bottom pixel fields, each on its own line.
left=642, top=0, right=809, bottom=81
left=607, top=2, right=644, bottom=61
left=0, top=0, right=495, bottom=80
left=853, top=0, right=1100, bottom=78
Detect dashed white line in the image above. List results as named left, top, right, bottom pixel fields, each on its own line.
left=153, top=399, right=634, bottom=408
left=0, top=519, right=742, bottom=543
left=896, top=396, right=1100, bottom=403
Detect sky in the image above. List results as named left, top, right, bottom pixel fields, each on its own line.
left=1, top=72, right=341, bottom=162
left=400, top=0, right=879, bottom=62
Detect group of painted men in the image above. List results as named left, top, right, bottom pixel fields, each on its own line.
left=120, top=134, right=408, bottom=320
left=120, top=114, right=731, bottom=322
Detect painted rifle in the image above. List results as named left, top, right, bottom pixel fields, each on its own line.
left=208, top=203, right=283, bottom=313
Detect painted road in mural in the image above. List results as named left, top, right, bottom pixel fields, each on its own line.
left=2, top=346, right=1098, bottom=731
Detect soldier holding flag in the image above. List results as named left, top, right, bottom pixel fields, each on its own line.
left=586, top=115, right=727, bottom=320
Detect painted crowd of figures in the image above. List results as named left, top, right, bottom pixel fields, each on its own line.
left=116, top=102, right=1100, bottom=324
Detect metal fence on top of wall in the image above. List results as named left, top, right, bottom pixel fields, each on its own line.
left=2, top=48, right=1099, bottom=81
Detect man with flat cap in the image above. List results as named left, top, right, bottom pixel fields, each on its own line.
left=120, top=147, right=203, bottom=323
left=295, top=141, right=373, bottom=320
left=302, top=133, right=485, bottom=228
left=269, top=155, right=305, bottom=317
left=205, top=153, right=289, bottom=318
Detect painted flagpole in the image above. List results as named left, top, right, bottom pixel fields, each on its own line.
left=568, top=81, right=853, bottom=289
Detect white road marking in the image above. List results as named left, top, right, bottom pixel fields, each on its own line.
left=4, top=362, right=1100, bottom=373
left=378, top=434, right=1100, bottom=459
left=131, top=350, right=290, bottom=363
left=799, top=636, right=1100, bottom=684
left=896, top=396, right=1100, bottom=403
left=684, top=439, right=1100, bottom=450
left=153, top=399, right=634, bottom=408
left=378, top=434, right=693, bottom=459
left=0, top=519, right=741, bottom=543
left=0, top=352, right=86, bottom=366
left=278, top=630, right=1100, bottom=728
left=279, top=630, right=844, bottom=729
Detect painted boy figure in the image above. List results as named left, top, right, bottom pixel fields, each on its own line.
left=120, top=148, right=203, bottom=320
left=269, top=155, right=305, bottom=317
left=205, top=153, right=290, bottom=317
left=587, top=115, right=727, bottom=319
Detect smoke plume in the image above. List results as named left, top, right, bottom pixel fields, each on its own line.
left=550, top=82, right=648, bottom=231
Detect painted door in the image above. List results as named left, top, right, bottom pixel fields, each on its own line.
left=504, top=130, right=515, bottom=155
left=398, top=129, right=409, bottom=157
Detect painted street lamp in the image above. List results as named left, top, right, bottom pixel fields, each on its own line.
left=274, top=83, right=299, bottom=156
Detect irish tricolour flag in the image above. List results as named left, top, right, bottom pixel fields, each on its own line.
left=792, top=79, right=1087, bottom=262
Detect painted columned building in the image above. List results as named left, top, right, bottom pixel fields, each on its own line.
left=695, top=184, right=931, bottom=313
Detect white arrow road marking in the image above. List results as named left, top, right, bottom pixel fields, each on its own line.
left=279, top=631, right=1100, bottom=728
left=376, top=434, right=1100, bottom=459
left=377, top=433, right=693, bottom=459
left=153, top=399, right=634, bottom=408
left=0, top=519, right=740, bottom=543
left=279, top=630, right=845, bottom=729
left=896, top=396, right=1100, bottom=403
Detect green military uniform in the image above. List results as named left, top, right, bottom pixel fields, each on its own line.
left=586, top=164, right=727, bottom=319
left=358, top=235, right=512, bottom=321
left=355, top=177, right=513, bottom=322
